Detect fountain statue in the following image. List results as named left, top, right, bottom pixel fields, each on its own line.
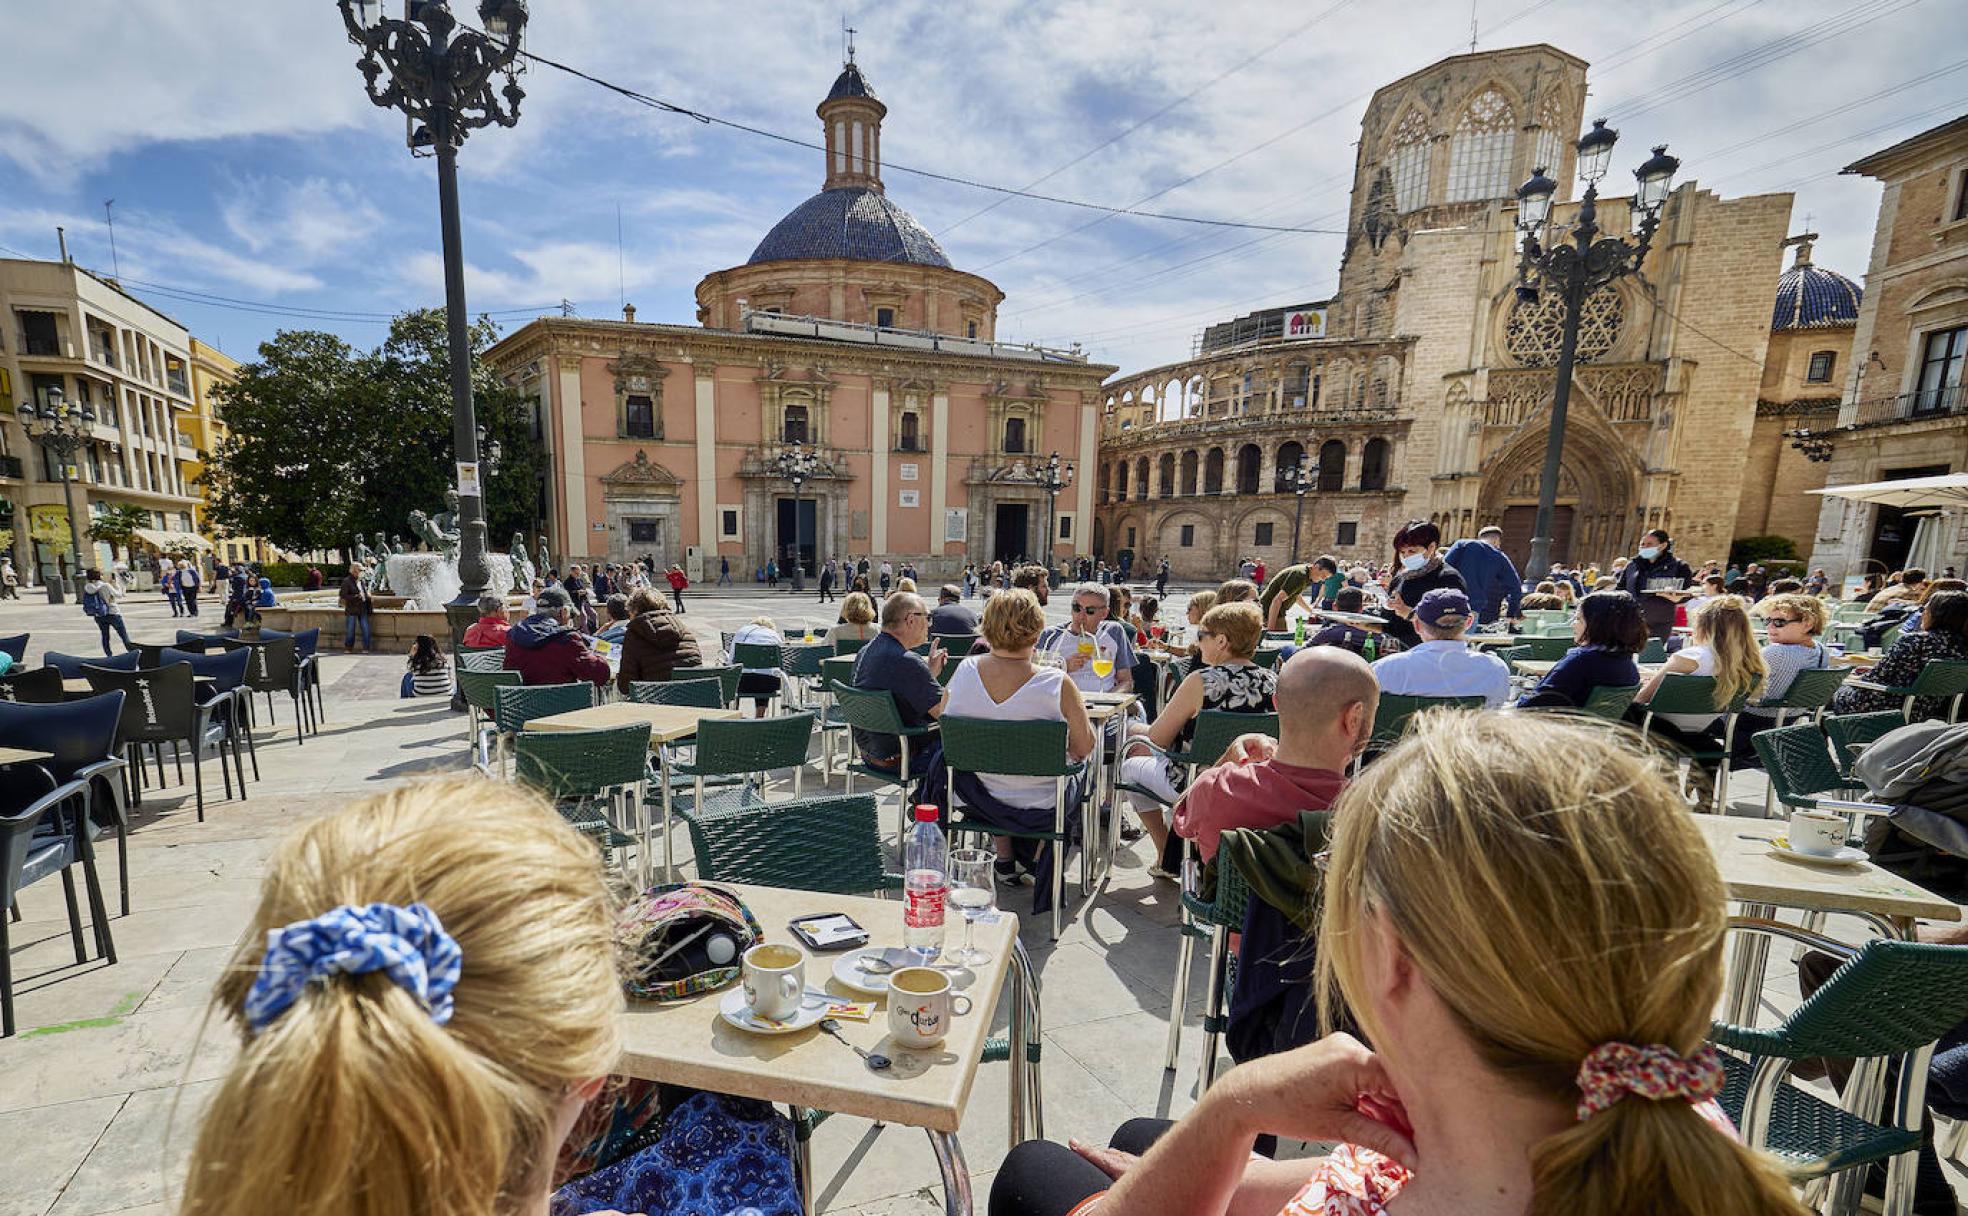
left=407, top=509, right=459, bottom=560
left=352, top=536, right=375, bottom=570
left=369, top=532, right=395, bottom=593
left=536, top=535, right=553, bottom=579
left=509, top=531, right=537, bottom=594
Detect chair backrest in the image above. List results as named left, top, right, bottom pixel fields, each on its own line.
left=829, top=682, right=907, bottom=735
left=832, top=635, right=870, bottom=657
left=1750, top=722, right=1848, bottom=810
left=1639, top=637, right=1670, bottom=664
left=685, top=793, right=891, bottom=895
left=1370, top=694, right=1485, bottom=746
left=457, top=649, right=507, bottom=674
left=931, top=633, right=980, bottom=655
left=626, top=677, right=724, bottom=708
left=457, top=669, right=522, bottom=713
left=176, top=628, right=238, bottom=645
left=0, top=691, right=125, bottom=783
left=732, top=640, right=783, bottom=670
left=1, top=792, right=72, bottom=902
left=1186, top=709, right=1280, bottom=768
left=1758, top=939, right=1968, bottom=1059
left=779, top=643, right=830, bottom=678
left=220, top=636, right=296, bottom=692
left=818, top=656, right=856, bottom=692
left=513, top=723, right=653, bottom=800
left=0, top=664, right=66, bottom=704
left=687, top=712, right=817, bottom=777
left=1643, top=673, right=1724, bottom=717
left=292, top=627, right=321, bottom=661
left=0, top=633, right=27, bottom=662
left=1579, top=684, right=1642, bottom=720
left=1910, top=659, right=1968, bottom=697
left=44, top=650, right=141, bottom=678
left=1251, top=647, right=1283, bottom=671
left=1522, top=635, right=1574, bottom=661
left=492, top=682, right=596, bottom=735
left=1131, top=654, right=1162, bottom=719
left=1823, top=710, right=1906, bottom=775
left=162, top=645, right=251, bottom=693
left=83, top=661, right=198, bottom=742
left=1766, top=665, right=1849, bottom=711
left=132, top=642, right=174, bottom=668
left=940, top=715, right=1076, bottom=779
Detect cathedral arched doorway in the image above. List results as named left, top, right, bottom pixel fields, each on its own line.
left=1478, top=426, right=1638, bottom=573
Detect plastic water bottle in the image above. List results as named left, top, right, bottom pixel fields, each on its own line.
left=1294, top=616, right=1307, bottom=645
left=904, top=804, right=948, bottom=958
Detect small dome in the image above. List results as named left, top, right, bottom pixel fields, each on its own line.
left=748, top=187, right=952, bottom=268
left=1772, top=237, right=1861, bottom=331
left=827, top=63, right=877, bottom=102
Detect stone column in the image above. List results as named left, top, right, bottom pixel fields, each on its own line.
left=693, top=364, right=717, bottom=557
left=929, top=388, right=950, bottom=556
left=871, top=385, right=890, bottom=555
left=556, top=357, right=589, bottom=556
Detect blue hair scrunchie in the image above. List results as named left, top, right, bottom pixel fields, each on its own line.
left=243, top=902, right=462, bottom=1033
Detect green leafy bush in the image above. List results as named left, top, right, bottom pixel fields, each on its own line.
left=261, top=561, right=347, bottom=588
left=1728, top=535, right=1799, bottom=568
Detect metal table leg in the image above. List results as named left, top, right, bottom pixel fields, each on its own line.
left=1010, top=935, right=1044, bottom=1143
left=659, top=745, right=676, bottom=884
left=928, top=1131, right=973, bottom=1215
left=1723, top=901, right=1775, bottom=1026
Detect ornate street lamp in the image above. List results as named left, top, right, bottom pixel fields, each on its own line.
left=1513, top=119, right=1678, bottom=578
left=1283, top=459, right=1314, bottom=563
left=1035, top=452, right=1075, bottom=576
left=337, top=0, right=527, bottom=639
left=17, top=387, right=97, bottom=603
left=775, top=440, right=820, bottom=592
left=1785, top=428, right=1835, bottom=463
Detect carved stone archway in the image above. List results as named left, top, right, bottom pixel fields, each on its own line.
left=1477, top=410, right=1642, bottom=570
left=598, top=449, right=685, bottom=567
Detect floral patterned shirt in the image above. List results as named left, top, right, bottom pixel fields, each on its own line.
left=1163, top=662, right=1278, bottom=790
left=1280, top=1145, right=1409, bottom=1215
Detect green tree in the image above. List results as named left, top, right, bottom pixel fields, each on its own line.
left=86, top=502, right=154, bottom=562
left=208, top=310, right=542, bottom=555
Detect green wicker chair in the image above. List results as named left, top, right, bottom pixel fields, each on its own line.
left=1115, top=710, right=1281, bottom=812
left=657, top=712, right=818, bottom=881
left=1165, top=839, right=1256, bottom=1088
left=1751, top=722, right=1891, bottom=825
left=778, top=642, right=831, bottom=708
left=490, top=681, right=595, bottom=775
left=1494, top=644, right=1533, bottom=667
left=626, top=677, right=724, bottom=708
left=1747, top=667, right=1852, bottom=814
left=1521, top=608, right=1571, bottom=634
left=815, top=657, right=859, bottom=775
left=731, top=641, right=785, bottom=711
left=1579, top=684, right=1642, bottom=720
left=1845, top=659, right=1968, bottom=723
left=1634, top=675, right=1749, bottom=811
left=930, top=632, right=979, bottom=654
left=832, top=635, right=871, bottom=657
left=1364, top=694, right=1483, bottom=757
left=685, top=792, right=898, bottom=896
left=458, top=669, right=521, bottom=763
left=1711, top=927, right=1968, bottom=1215
left=830, top=682, right=940, bottom=847
left=1824, top=710, right=1907, bottom=779
left=456, top=648, right=506, bottom=674
left=1252, top=647, right=1283, bottom=670
left=1520, top=634, right=1575, bottom=661
left=512, top=722, right=653, bottom=878
left=1640, top=637, right=1671, bottom=664
left=940, top=715, right=1094, bottom=940
left=692, top=663, right=743, bottom=708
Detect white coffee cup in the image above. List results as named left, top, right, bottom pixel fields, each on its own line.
left=741, top=942, right=806, bottom=1021
left=1787, top=809, right=1847, bottom=857
left=886, top=965, right=973, bottom=1048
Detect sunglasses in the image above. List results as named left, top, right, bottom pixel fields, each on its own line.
left=1071, top=603, right=1105, bottom=614
left=1763, top=617, right=1801, bottom=627
left=1196, top=628, right=1218, bottom=640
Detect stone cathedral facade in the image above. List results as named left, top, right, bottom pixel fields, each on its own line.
left=1094, top=44, right=1796, bottom=578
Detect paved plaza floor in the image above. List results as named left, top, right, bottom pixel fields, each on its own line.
left=0, top=587, right=1959, bottom=1215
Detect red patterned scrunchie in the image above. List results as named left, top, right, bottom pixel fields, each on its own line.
left=1574, top=1041, right=1725, bottom=1122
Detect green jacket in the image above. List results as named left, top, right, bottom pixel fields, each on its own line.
left=1211, top=809, right=1332, bottom=930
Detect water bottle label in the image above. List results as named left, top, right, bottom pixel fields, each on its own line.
left=905, top=884, right=946, bottom=928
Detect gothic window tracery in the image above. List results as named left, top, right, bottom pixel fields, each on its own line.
left=1530, top=91, right=1568, bottom=180
left=1389, top=107, right=1432, bottom=212
left=1446, top=87, right=1517, bottom=202
left=1504, top=286, right=1624, bottom=367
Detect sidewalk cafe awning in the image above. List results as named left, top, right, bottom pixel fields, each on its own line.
left=133, top=527, right=214, bottom=552
left=1809, top=472, right=1968, bottom=510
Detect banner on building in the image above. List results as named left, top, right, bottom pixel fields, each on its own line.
left=28, top=504, right=69, bottom=543
left=943, top=508, right=968, bottom=543
left=1282, top=307, right=1327, bottom=339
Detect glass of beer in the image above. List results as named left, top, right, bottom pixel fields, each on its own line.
left=1091, top=643, right=1115, bottom=681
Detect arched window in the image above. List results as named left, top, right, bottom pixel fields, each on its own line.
left=1163, top=378, right=1184, bottom=422
left=1098, top=461, right=1111, bottom=503
left=1372, top=377, right=1388, bottom=408
left=1235, top=444, right=1261, bottom=495
left=1389, top=106, right=1431, bottom=211
left=783, top=403, right=809, bottom=444
left=1004, top=416, right=1026, bottom=453
left=1185, top=375, right=1205, bottom=415
left=1158, top=452, right=1176, bottom=497
left=898, top=410, right=920, bottom=451
left=1317, top=440, right=1346, bottom=491
left=1360, top=438, right=1390, bottom=491
left=1180, top=450, right=1199, bottom=495
left=1275, top=440, right=1305, bottom=490
left=1530, top=91, right=1568, bottom=185
left=1114, top=460, right=1129, bottom=500
left=1354, top=374, right=1367, bottom=407
left=1204, top=447, right=1225, bottom=494
left=1134, top=456, right=1149, bottom=501
left=1446, top=87, right=1516, bottom=202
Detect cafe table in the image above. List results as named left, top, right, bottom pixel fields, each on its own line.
left=1080, top=690, right=1138, bottom=886
left=0, top=746, right=55, bottom=766
left=1509, top=658, right=1665, bottom=680
left=528, top=702, right=741, bottom=885
left=615, top=882, right=1042, bottom=1216
left=1693, top=815, right=1960, bottom=1026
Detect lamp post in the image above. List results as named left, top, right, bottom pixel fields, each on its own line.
left=1035, top=451, right=1075, bottom=579
left=1513, top=119, right=1678, bottom=580
left=337, top=0, right=527, bottom=639
left=1283, top=458, right=1313, bottom=564
left=775, top=440, right=819, bottom=593
left=18, top=387, right=95, bottom=604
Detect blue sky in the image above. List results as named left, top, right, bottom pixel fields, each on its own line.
left=0, top=0, right=1957, bottom=373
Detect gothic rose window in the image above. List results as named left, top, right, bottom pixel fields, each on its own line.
left=1504, top=287, right=1624, bottom=367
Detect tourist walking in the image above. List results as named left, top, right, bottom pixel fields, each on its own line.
left=1155, top=557, right=1169, bottom=598
left=817, top=556, right=837, bottom=602
left=766, top=557, right=779, bottom=588
left=665, top=563, right=689, bottom=613
left=340, top=562, right=374, bottom=653
left=177, top=558, right=202, bottom=616
left=717, top=554, right=732, bottom=585
left=80, top=568, right=133, bottom=655
left=162, top=561, right=184, bottom=615
left=879, top=559, right=893, bottom=596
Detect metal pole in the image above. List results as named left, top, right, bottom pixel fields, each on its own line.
left=60, top=462, right=85, bottom=591
left=790, top=477, right=805, bottom=592
left=431, top=65, right=491, bottom=640
left=1524, top=190, right=1594, bottom=582
left=1291, top=482, right=1305, bottom=565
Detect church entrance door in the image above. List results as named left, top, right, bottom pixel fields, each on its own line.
left=993, top=503, right=1029, bottom=567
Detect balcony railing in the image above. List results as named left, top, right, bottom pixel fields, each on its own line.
left=1852, top=383, right=1965, bottom=427
left=17, top=333, right=64, bottom=357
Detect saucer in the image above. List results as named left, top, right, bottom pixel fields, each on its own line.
left=718, top=986, right=828, bottom=1035
left=1767, top=839, right=1868, bottom=867
left=832, top=946, right=974, bottom=995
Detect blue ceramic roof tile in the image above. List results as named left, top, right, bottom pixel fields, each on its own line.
left=1772, top=262, right=1861, bottom=331
left=748, top=187, right=953, bottom=268
left=828, top=64, right=877, bottom=102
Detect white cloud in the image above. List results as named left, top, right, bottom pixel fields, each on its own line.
left=220, top=176, right=386, bottom=264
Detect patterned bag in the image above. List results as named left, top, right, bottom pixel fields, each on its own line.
left=551, top=1090, right=799, bottom=1216
left=616, top=882, right=763, bottom=1002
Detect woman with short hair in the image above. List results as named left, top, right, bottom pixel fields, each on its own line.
left=1383, top=520, right=1466, bottom=649
left=835, top=591, right=878, bottom=643
left=1517, top=590, right=1646, bottom=709
left=1833, top=589, right=1968, bottom=718
left=727, top=614, right=783, bottom=717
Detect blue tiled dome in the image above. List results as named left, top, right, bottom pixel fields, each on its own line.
left=828, top=64, right=877, bottom=102
left=1772, top=241, right=1861, bottom=331
left=748, top=187, right=952, bottom=268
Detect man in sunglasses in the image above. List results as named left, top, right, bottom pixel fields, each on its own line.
left=1038, top=583, right=1137, bottom=696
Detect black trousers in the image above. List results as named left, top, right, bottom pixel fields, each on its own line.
left=990, top=1119, right=1173, bottom=1216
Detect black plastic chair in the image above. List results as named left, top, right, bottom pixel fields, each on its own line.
left=292, top=627, right=324, bottom=726
left=84, top=661, right=234, bottom=826
left=0, top=665, right=65, bottom=704
left=0, top=693, right=124, bottom=970
left=43, top=650, right=141, bottom=679
left=159, top=647, right=252, bottom=791
left=0, top=633, right=27, bottom=663
left=1, top=778, right=112, bottom=1037
left=218, top=636, right=306, bottom=745
left=176, top=629, right=238, bottom=646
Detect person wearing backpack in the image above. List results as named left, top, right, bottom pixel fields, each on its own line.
left=81, top=567, right=133, bottom=655
left=177, top=558, right=202, bottom=616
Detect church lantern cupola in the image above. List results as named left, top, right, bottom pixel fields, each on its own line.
left=820, top=58, right=886, bottom=192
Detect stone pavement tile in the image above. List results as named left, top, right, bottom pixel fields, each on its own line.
left=139, top=947, right=239, bottom=1015
left=0, top=1004, right=235, bottom=1115
left=0, top=1095, right=125, bottom=1216
left=1013, top=941, right=1167, bottom=1030
left=837, top=1173, right=996, bottom=1216
left=1047, top=1009, right=1215, bottom=1121
left=50, top=1079, right=219, bottom=1216
left=5, top=900, right=259, bottom=976
left=0, top=950, right=178, bottom=1036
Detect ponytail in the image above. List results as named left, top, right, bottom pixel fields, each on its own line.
left=1532, top=1096, right=1805, bottom=1216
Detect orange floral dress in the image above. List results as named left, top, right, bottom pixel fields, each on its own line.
left=1278, top=1145, right=1410, bottom=1215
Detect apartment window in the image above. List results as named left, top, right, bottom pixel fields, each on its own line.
left=1126, top=527, right=1137, bottom=548
left=783, top=404, right=809, bottom=444
left=1336, top=521, right=1358, bottom=546
left=1254, top=522, right=1274, bottom=547
left=1915, top=324, right=1967, bottom=415
left=720, top=508, right=740, bottom=540
left=17, top=310, right=59, bottom=356
left=1180, top=524, right=1195, bottom=547
left=1955, top=168, right=1968, bottom=222
left=1360, top=438, right=1390, bottom=491
left=1806, top=351, right=1836, bottom=383
left=875, top=307, right=896, bottom=329
left=966, top=321, right=978, bottom=339
left=624, top=393, right=656, bottom=438
left=1058, top=514, right=1073, bottom=540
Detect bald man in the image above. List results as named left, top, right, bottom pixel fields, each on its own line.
left=1172, top=646, right=1378, bottom=864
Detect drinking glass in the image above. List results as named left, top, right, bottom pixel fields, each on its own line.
left=1091, top=642, right=1115, bottom=681
left=945, top=848, right=997, bottom=967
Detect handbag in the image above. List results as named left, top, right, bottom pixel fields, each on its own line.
left=615, top=882, right=761, bottom=1002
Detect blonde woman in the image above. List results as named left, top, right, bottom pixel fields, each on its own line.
left=1631, top=594, right=1767, bottom=743
left=991, top=713, right=1807, bottom=1216
left=835, top=590, right=878, bottom=644
left=181, top=777, right=635, bottom=1216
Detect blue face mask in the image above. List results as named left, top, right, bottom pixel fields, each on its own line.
left=1638, top=546, right=1661, bottom=561
left=1400, top=553, right=1427, bottom=572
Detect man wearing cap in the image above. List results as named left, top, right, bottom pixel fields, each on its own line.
left=502, top=585, right=612, bottom=688
left=1368, top=587, right=1511, bottom=707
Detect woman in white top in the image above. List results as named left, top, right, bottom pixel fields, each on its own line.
left=942, top=589, right=1095, bottom=861
left=727, top=615, right=783, bottom=718
left=1632, top=594, right=1766, bottom=736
